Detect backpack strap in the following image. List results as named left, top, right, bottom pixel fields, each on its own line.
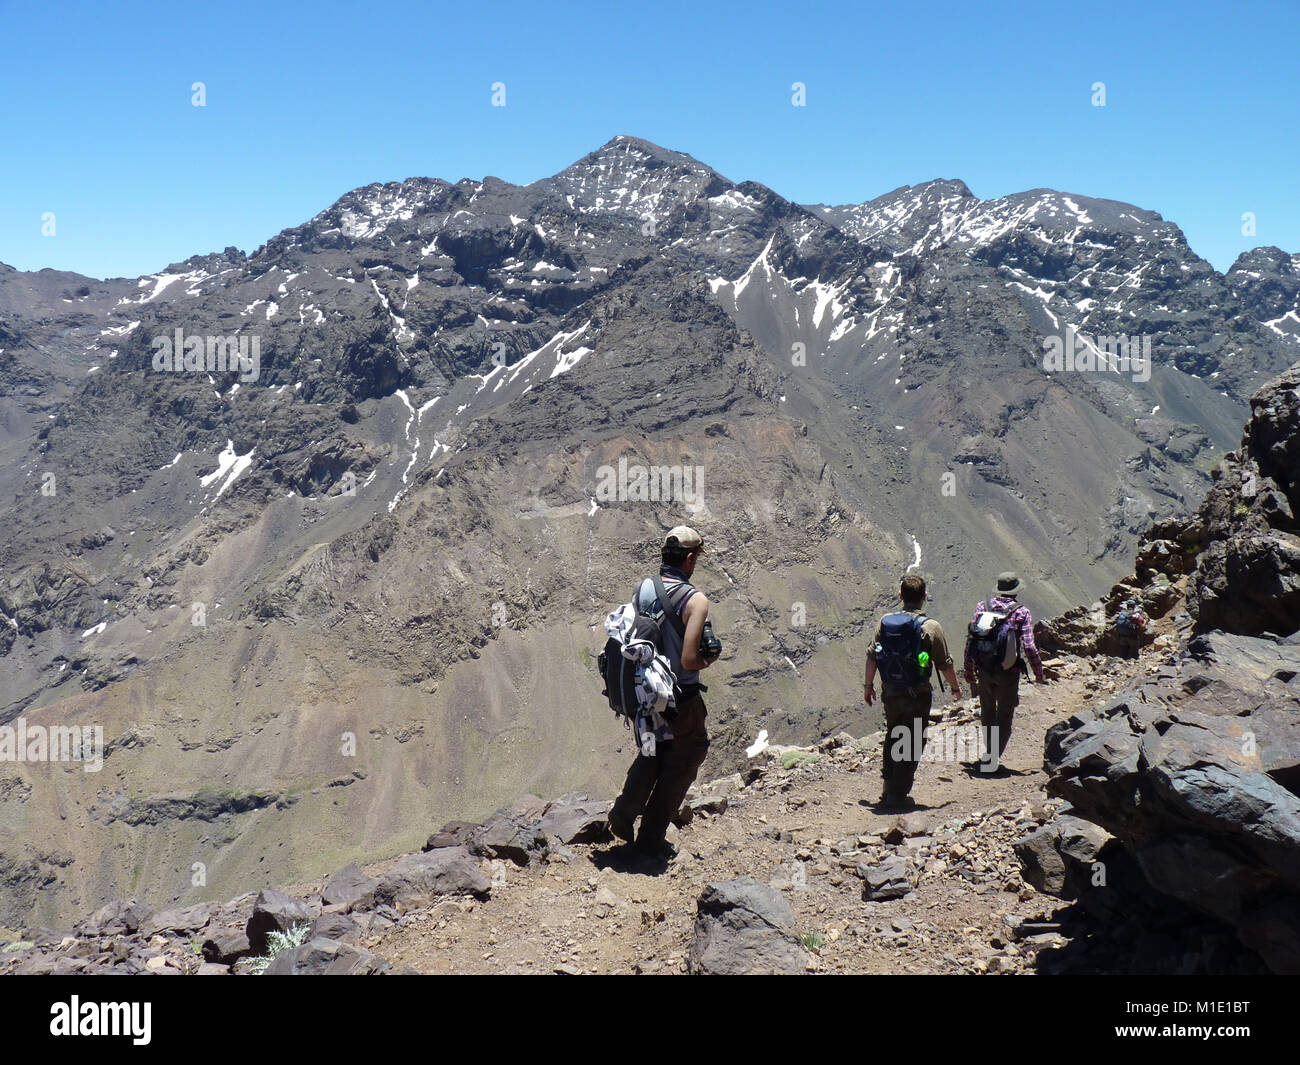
left=652, top=575, right=689, bottom=640
left=914, top=614, right=945, bottom=692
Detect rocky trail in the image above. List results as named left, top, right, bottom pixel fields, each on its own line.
left=366, top=656, right=1149, bottom=976
left=0, top=651, right=1150, bottom=976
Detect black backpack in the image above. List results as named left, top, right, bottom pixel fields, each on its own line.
left=598, top=576, right=691, bottom=721
left=967, top=610, right=1020, bottom=672
left=874, top=612, right=929, bottom=691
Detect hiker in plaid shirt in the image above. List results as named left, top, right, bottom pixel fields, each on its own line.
left=963, top=572, right=1046, bottom=773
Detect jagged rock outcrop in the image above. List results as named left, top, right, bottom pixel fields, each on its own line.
left=424, top=793, right=613, bottom=869
left=1030, top=363, right=1300, bottom=974
left=1187, top=365, right=1300, bottom=636
left=1037, top=363, right=1300, bottom=656
left=1041, top=631, right=1300, bottom=973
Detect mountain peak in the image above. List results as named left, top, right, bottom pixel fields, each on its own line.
left=1228, top=246, right=1299, bottom=277
left=583, top=135, right=718, bottom=173
left=537, top=135, right=730, bottom=214
left=876, top=177, right=975, bottom=203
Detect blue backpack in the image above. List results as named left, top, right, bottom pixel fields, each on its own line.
left=874, top=612, right=929, bottom=691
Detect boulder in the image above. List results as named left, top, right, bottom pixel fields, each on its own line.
left=1014, top=814, right=1113, bottom=897
left=322, top=863, right=379, bottom=910
left=1190, top=531, right=1300, bottom=637
left=245, top=890, right=314, bottom=954
left=859, top=856, right=913, bottom=901
left=510, top=794, right=549, bottom=821
left=372, top=846, right=491, bottom=911
left=687, top=878, right=807, bottom=975
left=423, top=820, right=480, bottom=851
left=538, top=795, right=612, bottom=844
left=687, top=794, right=729, bottom=818
left=263, top=936, right=390, bottom=975
left=883, top=812, right=929, bottom=844
left=467, top=811, right=549, bottom=866
left=140, top=901, right=218, bottom=938
left=309, top=912, right=364, bottom=944
left=200, top=928, right=252, bottom=965
left=77, top=898, right=154, bottom=937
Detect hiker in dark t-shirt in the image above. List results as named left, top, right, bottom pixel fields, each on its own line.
left=608, top=525, right=719, bottom=862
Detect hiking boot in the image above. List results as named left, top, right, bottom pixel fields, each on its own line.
left=607, top=809, right=635, bottom=844
left=877, top=788, right=913, bottom=810
left=634, top=837, right=677, bottom=862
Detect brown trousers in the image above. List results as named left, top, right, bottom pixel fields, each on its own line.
left=612, top=694, right=709, bottom=848
left=977, top=669, right=1021, bottom=764
left=881, top=686, right=933, bottom=798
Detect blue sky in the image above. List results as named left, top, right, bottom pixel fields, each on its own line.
left=3, top=0, right=1296, bottom=279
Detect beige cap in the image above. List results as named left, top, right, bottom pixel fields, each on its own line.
left=665, top=525, right=705, bottom=552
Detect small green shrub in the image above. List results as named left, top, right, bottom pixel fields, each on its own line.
left=246, top=922, right=311, bottom=975
left=781, top=750, right=820, bottom=770
left=802, top=932, right=825, bottom=951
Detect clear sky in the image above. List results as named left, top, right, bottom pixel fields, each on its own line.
left=3, top=0, right=1296, bottom=280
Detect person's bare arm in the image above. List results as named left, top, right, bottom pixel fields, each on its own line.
left=679, top=593, right=711, bottom=671
left=942, top=664, right=963, bottom=701
left=863, top=657, right=878, bottom=705
left=928, top=622, right=962, bottom=701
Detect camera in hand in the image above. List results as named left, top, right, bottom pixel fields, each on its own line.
left=699, top=621, right=722, bottom=662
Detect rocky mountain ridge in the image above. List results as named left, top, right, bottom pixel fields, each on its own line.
left=1031, top=364, right=1300, bottom=973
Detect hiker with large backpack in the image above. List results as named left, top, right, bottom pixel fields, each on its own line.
left=963, top=571, right=1046, bottom=774
left=1112, top=598, right=1148, bottom=659
left=863, top=574, right=963, bottom=809
left=605, top=526, right=720, bottom=862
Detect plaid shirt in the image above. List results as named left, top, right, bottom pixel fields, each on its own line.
left=964, top=595, right=1044, bottom=681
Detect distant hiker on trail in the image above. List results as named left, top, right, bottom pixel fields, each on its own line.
left=863, top=574, right=963, bottom=809
left=607, top=526, right=721, bottom=862
left=1112, top=599, right=1148, bottom=659
left=963, top=572, right=1046, bottom=774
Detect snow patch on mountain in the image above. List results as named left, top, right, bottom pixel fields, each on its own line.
left=370, top=279, right=413, bottom=343
left=99, top=320, right=140, bottom=338
left=200, top=440, right=255, bottom=500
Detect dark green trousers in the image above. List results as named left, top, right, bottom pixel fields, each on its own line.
left=611, top=694, right=709, bottom=848
left=881, top=686, right=933, bottom=798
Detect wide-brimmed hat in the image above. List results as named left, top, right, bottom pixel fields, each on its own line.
left=996, top=572, right=1023, bottom=595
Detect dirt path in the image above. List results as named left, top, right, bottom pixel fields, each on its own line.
left=369, top=656, right=1143, bottom=974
